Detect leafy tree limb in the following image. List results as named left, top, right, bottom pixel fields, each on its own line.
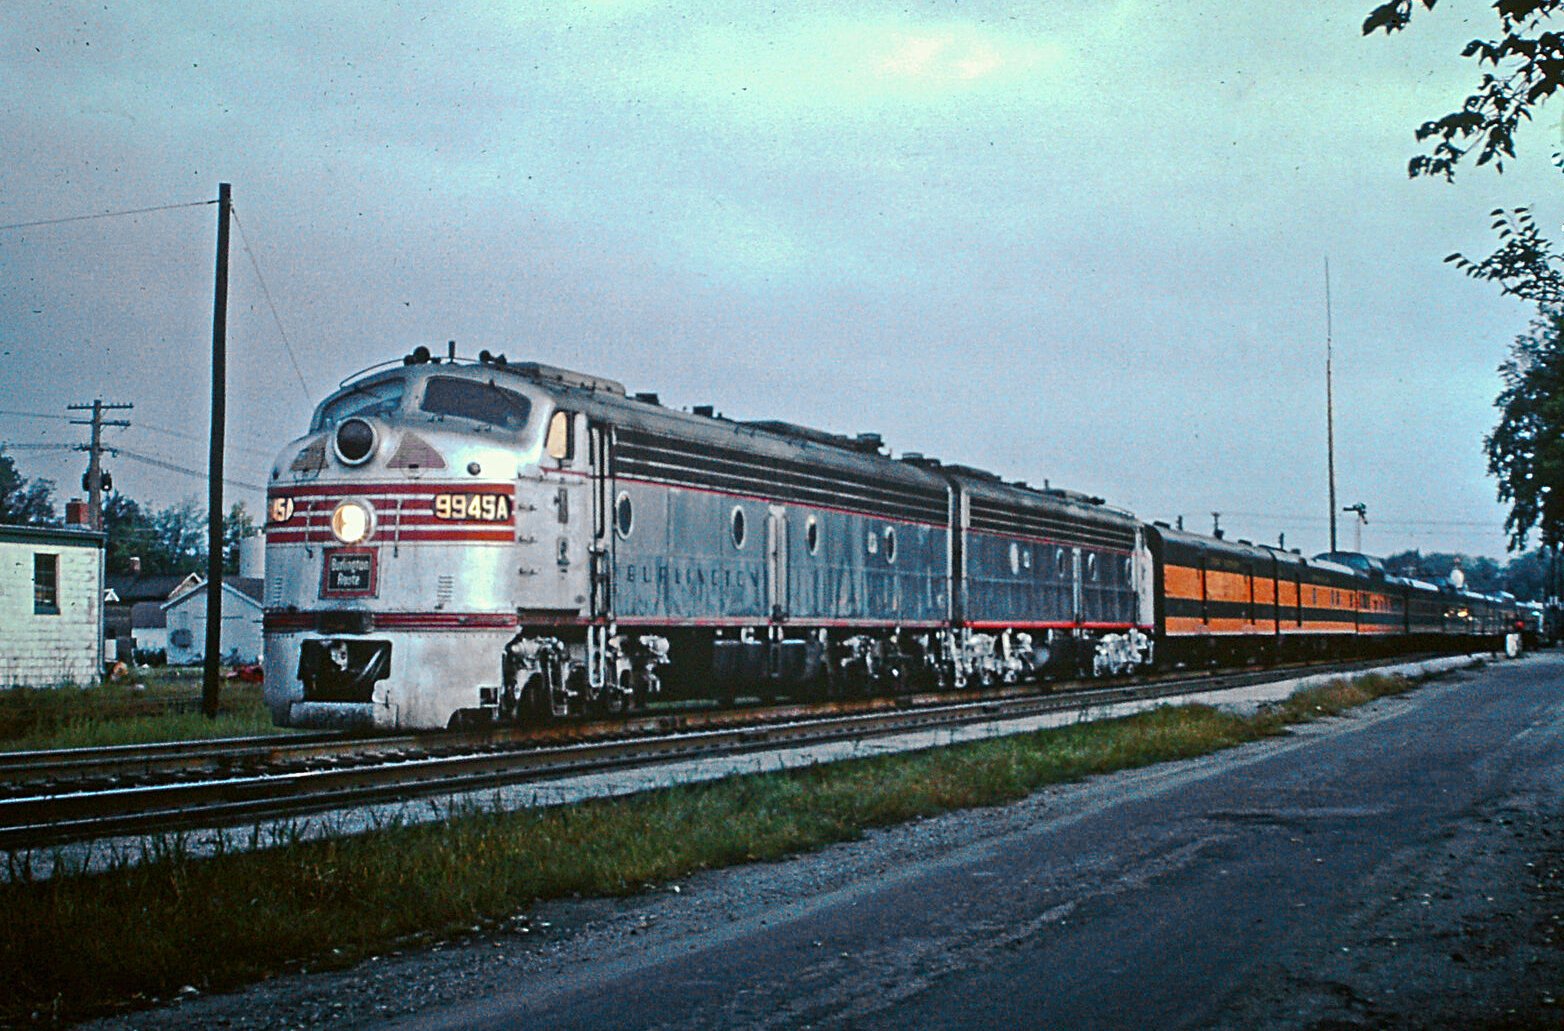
left=1485, top=306, right=1564, bottom=549
left=0, top=449, right=58, bottom=527
left=1363, top=0, right=1564, bottom=179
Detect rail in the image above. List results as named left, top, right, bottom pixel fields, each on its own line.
left=0, top=654, right=1435, bottom=851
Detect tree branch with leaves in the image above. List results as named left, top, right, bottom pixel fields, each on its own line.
left=1485, top=307, right=1564, bottom=549
left=1366, top=0, right=1563, bottom=302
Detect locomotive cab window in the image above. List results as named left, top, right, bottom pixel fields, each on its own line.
left=806, top=517, right=820, bottom=555
left=731, top=506, right=747, bottom=549
left=883, top=526, right=897, bottom=563
left=545, top=410, right=575, bottom=461
left=421, top=377, right=532, bottom=431
left=313, top=376, right=406, bottom=431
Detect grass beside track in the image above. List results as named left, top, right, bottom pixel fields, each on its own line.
left=0, top=670, right=279, bottom=751
left=0, top=669, right=1426, bottom=1024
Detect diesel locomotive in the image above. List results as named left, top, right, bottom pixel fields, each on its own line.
left=261, top=348, right=1516, bottom=730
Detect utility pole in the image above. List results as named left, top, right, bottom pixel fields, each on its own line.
left=68, top=399, right=131, bottom=530
left=203, top=182, right=232, bottom=721
left=1325, top=257, right=1339, bottom=554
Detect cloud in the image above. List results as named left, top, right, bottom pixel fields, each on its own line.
left=612, top=17, right=1068, bottom=121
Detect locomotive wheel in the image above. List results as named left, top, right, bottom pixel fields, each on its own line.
left=601, top=670, right=634, bottom=717
left=521, top=674, right=551, bottom=725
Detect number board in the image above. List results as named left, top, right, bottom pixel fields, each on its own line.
left=433, top=492, right=513, bottom=522
left=321, top=548, right=378, bottom=598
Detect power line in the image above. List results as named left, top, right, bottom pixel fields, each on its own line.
left=0, top=408, right=73, bottom=422
left=2, top=409, right=275, bottom=460
left=1218, top=510, right=1505, bottom=529
left=0, top=199, right=216, bottom=233
left=130, top=419, right=276, bottom=459
left=231, top=205, right=313, bottom=405
left=116, top=447, right=265, bottom=492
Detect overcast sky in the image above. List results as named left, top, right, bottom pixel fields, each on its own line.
left=2, top=1, right=1561, bottom=559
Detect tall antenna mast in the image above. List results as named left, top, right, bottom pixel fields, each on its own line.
left=1326, top=257, right=1338, bottom=554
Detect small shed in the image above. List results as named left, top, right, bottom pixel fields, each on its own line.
left=0, top=524, right=106, bottom=687
left=162, top=577, right=264, bottom=666
left=105, top=571, right=199, bottom=661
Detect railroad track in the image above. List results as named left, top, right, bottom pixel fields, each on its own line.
left=0, top=654, right=1449, bottom=850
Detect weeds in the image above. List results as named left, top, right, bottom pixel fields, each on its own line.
left=0, top=669, right=1422, bottom=1023
left=0, top=670, right=278, bottom=751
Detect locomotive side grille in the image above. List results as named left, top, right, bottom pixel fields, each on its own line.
left=968, top=498, right=1135, bottom=552
left=615, top=428, right=948, bottom=525
left=290, top=441, right=327, bottom=473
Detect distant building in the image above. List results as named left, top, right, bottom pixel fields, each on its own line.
left=0, top=524, right=106, bottom=687
left=104, top=565, right=200, bottom=662
left=162, top=577, right=264, bottom=665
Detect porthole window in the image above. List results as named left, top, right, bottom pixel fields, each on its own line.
left=1121, top=556, right=1132, bottom=582
left=1086, top=553, right=1098, bottom=581
left=1008, top=541, right=1021, bottom=575
left=866, top=529, right=879, bottom=555
left=731, top=506, right=747, bottom=549
left=1056, top=548, right=1069, bottom=578
left=806, top=517, right=820, bottom=555
left=883, top=526, right=897, bottom=563
left=1022, top=548, right=1033, bottom=571
left=615, top=491, right=633, bottom=539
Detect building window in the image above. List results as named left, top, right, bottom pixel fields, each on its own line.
left=33, top=553, right=59, bottom=615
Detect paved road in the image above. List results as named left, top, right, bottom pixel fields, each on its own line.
left=396, top=655, right=1564, bottom=1030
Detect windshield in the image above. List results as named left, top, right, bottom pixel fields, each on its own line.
left=313, top=376, right=406, bottom=430
left=420, top=376, right=532, bottom=431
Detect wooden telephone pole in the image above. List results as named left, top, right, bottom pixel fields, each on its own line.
left=68, top=399, right=131, bottom=529
left=202, top=182, right=232, bottom=720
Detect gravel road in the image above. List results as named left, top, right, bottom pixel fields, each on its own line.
left=83, top=654, right=1564, bottom=1030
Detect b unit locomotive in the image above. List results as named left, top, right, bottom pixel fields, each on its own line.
left=262, top=349, right=1514, bottom=731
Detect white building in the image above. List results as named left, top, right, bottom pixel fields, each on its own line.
left=0, top=524, right=105, bottom=687
left=162, top=577, right=264, bottom=666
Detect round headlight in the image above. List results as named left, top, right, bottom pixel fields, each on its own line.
left=331, top=499, right=374, bottom=544
left=334, top=418, right=377, bottom=465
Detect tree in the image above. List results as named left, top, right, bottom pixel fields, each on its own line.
left=1485, top=307, right=1564, bottom=549
left=1365, top=0, right=1564, bottom=302
left=102, top=492, right=155, bottom=573
left=222, top=502, right=257, bottom=575
left=149, top=498, right=208, bottom=574
left=1365, top=0, right=1563, bottom=178
left=103, top=495, right=259, bottom=576
left=1499, top=546, right=1555, bottom=597
left=0, top=448, right=58, bottom=526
